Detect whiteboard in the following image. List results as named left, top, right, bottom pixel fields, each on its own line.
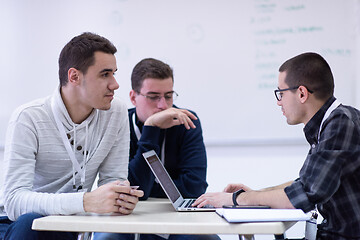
left=0, top=0, right=359, bottom=146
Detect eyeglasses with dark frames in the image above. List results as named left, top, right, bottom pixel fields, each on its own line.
left=274, top=86, right=314, bottom=101
left=137, top=91, right=178, bottom=102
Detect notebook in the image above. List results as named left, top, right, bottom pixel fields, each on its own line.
left=142, top=150, right=215, bottom=212
left=216, top=208, right=310, bottom=223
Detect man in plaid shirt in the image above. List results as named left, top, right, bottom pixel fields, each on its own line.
left=194, top=52, right=360, bottom=240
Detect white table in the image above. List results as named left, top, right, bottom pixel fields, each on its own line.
left=32, top=199, right=297, bottom=240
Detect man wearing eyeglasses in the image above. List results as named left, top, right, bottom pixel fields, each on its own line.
left=94, top=58, right=219, bottom=240
left=193, top=52, right=360, bottom=240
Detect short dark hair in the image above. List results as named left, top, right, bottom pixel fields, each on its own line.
left=58, top=32, right=117, bottom=86
left=279, top=52, right=334, bottom=100
left=131, top=58, right=174, bottom=92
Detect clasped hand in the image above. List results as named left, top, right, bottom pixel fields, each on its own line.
left=83, top=180, right=144, bottom=215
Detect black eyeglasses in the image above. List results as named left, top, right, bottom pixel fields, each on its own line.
left=274, top=86, right=314, bottom=101
left=137, top=91, right=178, bottom=103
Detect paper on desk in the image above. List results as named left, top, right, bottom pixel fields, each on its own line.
left=216, top=208, right=310, bottom=223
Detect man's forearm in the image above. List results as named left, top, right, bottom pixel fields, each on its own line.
left=260, top=181, right=294, bottom=191
left=240, top=188, right=295, bottom=209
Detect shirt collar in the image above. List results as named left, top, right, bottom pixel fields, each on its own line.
left=53, top=86, right=97, bottom=130
left=303, top=96, right=336, bottom=145
left=135, top=113, right=144, bottom=133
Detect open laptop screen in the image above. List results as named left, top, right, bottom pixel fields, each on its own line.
left=144, top=153, right=181, bottom=203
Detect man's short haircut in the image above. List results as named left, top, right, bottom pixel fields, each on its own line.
left=279, top=52, right=334, bottom=100
left=58, top=32, right=117, bottom=86
left=131, top=58, right=174, bottom=92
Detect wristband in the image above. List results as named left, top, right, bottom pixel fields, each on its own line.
left=232, top=189, right=245, bottom=206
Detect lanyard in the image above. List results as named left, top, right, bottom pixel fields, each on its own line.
left=318, top=99, right=341, bottom=143
left=132, top=113, right=165, bottom=164
left=51, top=96, right=88, bottom=191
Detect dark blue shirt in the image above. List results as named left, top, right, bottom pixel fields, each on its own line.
left=285, top=97, right=360, bottom=239
left=127, top=107, right=208, bottom=200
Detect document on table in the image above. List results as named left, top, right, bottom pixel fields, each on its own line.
left=216, top=208, right=310, bottom=223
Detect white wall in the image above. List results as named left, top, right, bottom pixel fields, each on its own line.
left=0, top=0, right=359, bottom=146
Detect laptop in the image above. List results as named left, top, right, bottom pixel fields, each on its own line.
left=142, top=150, right=215, bottom=212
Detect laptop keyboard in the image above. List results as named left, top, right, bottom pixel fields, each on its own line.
left=184, top=199, right=196, bottom=208
left=183, top=199, right=213, bottom=209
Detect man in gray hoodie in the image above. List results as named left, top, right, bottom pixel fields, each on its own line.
left=0, top=32, right=143, bottom=240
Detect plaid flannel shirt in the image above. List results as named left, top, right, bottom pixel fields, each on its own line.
left=285, top=97, right=360, bottom=239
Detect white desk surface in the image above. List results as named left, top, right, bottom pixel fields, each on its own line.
left=32, top=199, right=296, bottom=235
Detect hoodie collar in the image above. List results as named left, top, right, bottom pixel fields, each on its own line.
left=52, top=86, right=97, bottom=131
